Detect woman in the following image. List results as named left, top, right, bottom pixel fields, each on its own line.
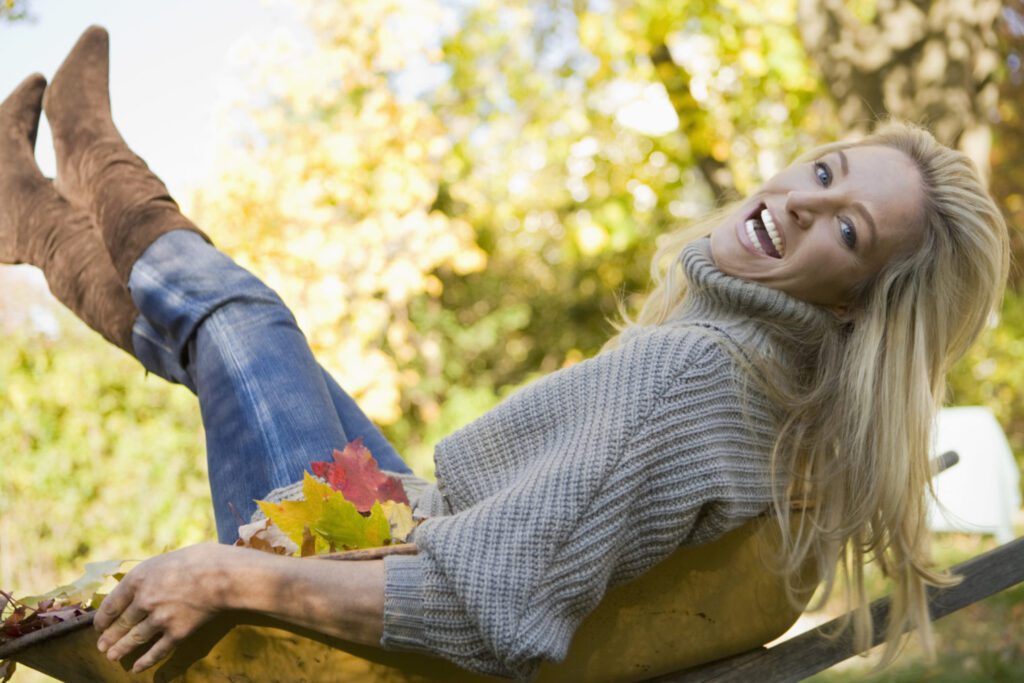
left=1, top=27, right=1008, bottom=679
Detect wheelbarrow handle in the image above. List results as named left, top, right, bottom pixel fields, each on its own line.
left=933, top=450, right=959, bottom=474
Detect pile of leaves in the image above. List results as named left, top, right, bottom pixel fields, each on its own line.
left=238, top=438, right=418, bottom=556
left=1, top=559, right=126, bottom=681
left=1, top=593, right=88, bottom=641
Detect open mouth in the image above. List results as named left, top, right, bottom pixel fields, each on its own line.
left=744, top=203, right=784, bottom=259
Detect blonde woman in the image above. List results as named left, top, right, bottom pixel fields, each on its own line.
left=0, top=27, right=1008, bottom=678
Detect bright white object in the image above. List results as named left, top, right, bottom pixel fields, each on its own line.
left=928, top=406, right=1021, bottom=543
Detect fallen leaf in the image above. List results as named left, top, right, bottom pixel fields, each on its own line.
left=1, top=592, right=87, bottom=643
left=314, top=493, right=391, bottom=551
left=236, top=518, right=299, bottom=556
left=256, top=474, right=330, bottom=552
left=381, top=501, right=416, bottom=542
left=20, top=559, right=125, bottom=607
left=311, top=438, right=409, bottom=512
left=301, top=527, right=317, bottom=557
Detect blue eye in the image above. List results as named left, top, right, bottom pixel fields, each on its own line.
left=840, top=217, right=857, bottom=249
left=814, top=161, right=832, bottom=186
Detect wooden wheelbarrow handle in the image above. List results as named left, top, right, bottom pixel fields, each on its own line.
left=308, top=543, right=418, bottom=562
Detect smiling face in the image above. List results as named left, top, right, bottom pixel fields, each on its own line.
left=709, top=145, right=926, bottom=309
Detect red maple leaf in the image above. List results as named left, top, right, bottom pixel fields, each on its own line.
left=311, top=438, right=409, bottom=512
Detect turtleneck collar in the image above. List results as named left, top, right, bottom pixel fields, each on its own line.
left=669, top=238, right=839, bottom=350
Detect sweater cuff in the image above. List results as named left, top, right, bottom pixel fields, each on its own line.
left=381, top=553, right=430, bottom=653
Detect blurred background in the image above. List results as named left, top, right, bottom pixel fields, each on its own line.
left=1, top=0, right=1021, bottom=680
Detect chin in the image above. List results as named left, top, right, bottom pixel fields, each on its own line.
left=708, top=224, right=729, bottom=267
left=708, top=222, right=745, bottom=278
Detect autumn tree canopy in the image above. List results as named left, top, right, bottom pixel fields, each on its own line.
left=193, top=0, right=1020, bottom=468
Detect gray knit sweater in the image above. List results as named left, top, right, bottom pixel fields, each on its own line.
left=264, top=238, right=834, bottom=679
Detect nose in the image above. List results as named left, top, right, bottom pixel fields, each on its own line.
left=785, top=190, right=833, bottom=230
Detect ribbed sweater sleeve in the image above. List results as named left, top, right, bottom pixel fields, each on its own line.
left=380, top=328, right=778, bottom=679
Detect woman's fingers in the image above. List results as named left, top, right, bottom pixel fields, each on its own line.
left=93, top=578, right=136, bottom=632
left=96, top=601, right=149, bottom=653
left=130, top=634, right=177, bottom=673
left=102, top=615, right=160, bottom=662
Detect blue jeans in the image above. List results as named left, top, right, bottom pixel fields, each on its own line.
left=127, top=230, right=412, bottom=543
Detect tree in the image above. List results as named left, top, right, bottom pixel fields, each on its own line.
left=191, top=0, right=1024, bottom=480
left=797, top=0, right=1003, bottom=177
left=989, top=0, right=1024, bottom=285
left=187, top=1, right=852, bottom=465
left=192, top=0, right=487, bottom=463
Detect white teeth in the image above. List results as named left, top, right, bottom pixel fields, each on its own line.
left=760, top=208, right=784, bottom=255
left=745, top=219, right=764, bottom=254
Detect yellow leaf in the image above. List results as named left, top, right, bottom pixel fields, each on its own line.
left=364, top=501, right=392, bottom=548
left=257, top=472, right=395, bottom=552
left=256, top=499, right=316, bottom=547
left=257, top=473, right=329, bottom=548
left=302, top=471, right=336, bottom=505
left=381, top=500, right=416, bottom=542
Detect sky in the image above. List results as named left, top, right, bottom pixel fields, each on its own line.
left=0, top=0, right=301, bottom=198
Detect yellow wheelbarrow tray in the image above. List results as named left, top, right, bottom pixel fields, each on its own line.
left=0, top=516, right=817, bottom=683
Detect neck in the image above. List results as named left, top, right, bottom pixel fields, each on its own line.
left=671, top=239, right=839, bottom=353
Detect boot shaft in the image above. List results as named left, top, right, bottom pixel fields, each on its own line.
left=43, top=25, right=212, bottom=285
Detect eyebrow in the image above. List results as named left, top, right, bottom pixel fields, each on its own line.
left=837, top=149, right=850, bottom=176
left=835, top=150, right=878, bottom=250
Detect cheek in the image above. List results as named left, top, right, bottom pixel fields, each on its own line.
left=782, top=244, right=861, bottom=305
left=709, top=218, right=743, bottom=270
left=808, top=265, right=865, bottom=306
left=760, top=166, right=804, bottom=192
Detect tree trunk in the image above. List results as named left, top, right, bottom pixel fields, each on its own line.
left=650, top=41, right=741, bottom=205
left=797, top=0, right=1002, bottom=180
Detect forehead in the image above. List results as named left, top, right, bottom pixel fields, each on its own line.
left=840, top=145, right=925, bottom=253
left=827, top=143, right=925, bottom=264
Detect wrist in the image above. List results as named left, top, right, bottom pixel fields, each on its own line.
left=207, top=546, right=386, bottom=646
left=216, top=545, right=282, bottom=613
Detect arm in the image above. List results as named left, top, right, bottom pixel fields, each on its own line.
left=238, top=548, right=385, bottom=644
left=93, top=543, right=385, bottom=673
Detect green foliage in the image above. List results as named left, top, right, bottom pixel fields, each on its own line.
left=948, top=288, right=1024, bottom=495
left=380, top=0, right=834, bottom=461
left=0, top=311, right=213, bottom=597
left=992, top=1, right=1024, bottom=288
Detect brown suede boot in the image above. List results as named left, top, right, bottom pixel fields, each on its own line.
left=0, top=73, right=137, bottom=353
left=43, top=25, right=211, bottom=284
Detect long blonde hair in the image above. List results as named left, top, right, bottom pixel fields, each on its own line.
left=606, top=121, right=1010, bottom=663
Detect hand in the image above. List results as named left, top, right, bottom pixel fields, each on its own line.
left=93, top=542, right=244, bottom=673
